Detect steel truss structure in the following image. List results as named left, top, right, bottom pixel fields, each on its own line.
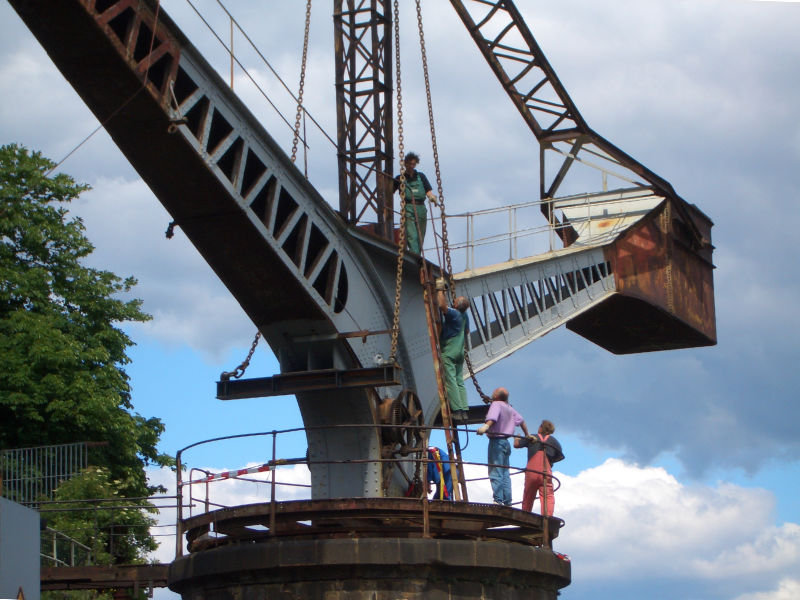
left=334, top=0, right=394, bottom=238
left=8, top=0, right=714, bottom=501
left=448, top=0, right=706, bottom=246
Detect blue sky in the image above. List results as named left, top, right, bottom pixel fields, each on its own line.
left=3, top=1, right=800, bottom=598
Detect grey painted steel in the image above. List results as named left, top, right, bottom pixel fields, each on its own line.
left=0, top=498, right=41, bottom=600
left=169, top=538, right=570, bottom=599
left=169, top=11, right=617, bottom=498
left=170, top=45, right=416, bottom=498
left=457, top=246, right=615, bottom=373
left=216, top=365, right=401, bottom=400
left=6, top=0, right=617, bottom=501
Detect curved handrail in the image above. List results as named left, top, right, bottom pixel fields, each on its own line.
left=175, top=423, right=563, bottom=557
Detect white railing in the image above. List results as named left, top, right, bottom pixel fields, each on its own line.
left=425, top=187, right=662, bottom=271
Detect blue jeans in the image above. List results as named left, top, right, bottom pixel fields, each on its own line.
left=488, top=437, right=512, bottom=505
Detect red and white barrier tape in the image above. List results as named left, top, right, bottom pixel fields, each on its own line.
left=182, top=464, right=272, bottom=486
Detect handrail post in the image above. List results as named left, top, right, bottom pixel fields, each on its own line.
left=422, top=450, right=430, bottom=537
left=508, top=207, right=512, bottom=261
left=586, top=194, right=591, bottom=239
left=175, top=450, right=183, bottom=558
left=513, top=207, right=518, bottom=260
left=269, top=430, right=277, bottom=535
left=469, top=214, right=475, bottom=269
left=466, top=213, right=471, bottom=270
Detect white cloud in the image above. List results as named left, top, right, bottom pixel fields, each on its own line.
left=556, top=459, right=800, bottom=588
left=736, top=578, right=800, bottom=600
left=146, top=459, right=800, bottom=600
left=146, top=462, right=311, bottom=564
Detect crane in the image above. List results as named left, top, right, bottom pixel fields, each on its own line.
left=7, top=0, right=717, bottom=597
left=8, top=0, right=714, bottom=505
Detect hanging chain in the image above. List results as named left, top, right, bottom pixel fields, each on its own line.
left=223, top=2, right=312, bottom=381
left=414, top=0, right=448, bottom=277
left=220, top=331, right=261, bottom=381
left=415, top=0, right=488, bottom=403
left=291, top=0, right=312, bottom=167
left=388, top=0, right=408, bottom=364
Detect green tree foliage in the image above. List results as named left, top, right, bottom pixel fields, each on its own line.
left=0, top=143, right=172, bottom=562
left=46, top=466, right=158, bottom=565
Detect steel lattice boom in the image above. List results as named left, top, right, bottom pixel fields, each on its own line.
left=8, top=0, right=715, bottom=502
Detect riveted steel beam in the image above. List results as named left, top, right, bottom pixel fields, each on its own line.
left=217, top=365, right=401, bottom=400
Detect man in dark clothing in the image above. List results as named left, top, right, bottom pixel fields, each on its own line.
left=514, top=419, right=564, bottom=516
left=393, top=152, right=437, bottom=254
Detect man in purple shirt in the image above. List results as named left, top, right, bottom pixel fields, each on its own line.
left=477, top=387, right=529, bottom=506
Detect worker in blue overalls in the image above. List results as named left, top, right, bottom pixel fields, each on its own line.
left=436, top=279, right=470, bottom=422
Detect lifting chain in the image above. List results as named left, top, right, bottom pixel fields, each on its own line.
left=223, top=3, right=310, bottom=381
left=388, top=0, right=408, bottom=364
left=220, top=331, right=261, bottom=381
left=415, top=0, right=489, bottom=403
left=291, top=0, right=312, bottom=167
left=414, top=0, right=447, bottom=278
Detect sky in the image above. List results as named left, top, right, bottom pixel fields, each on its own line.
left=2, top=0, right=800, bottom=599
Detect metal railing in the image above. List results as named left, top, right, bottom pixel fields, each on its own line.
left=422, top=187, right=662, bottom=271
left=175, top=423, right=562, bottom=557
left=0, top=442, right=104, bottom=506
left=40, top=526, right=92, bottom=567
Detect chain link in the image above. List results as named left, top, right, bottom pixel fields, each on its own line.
left=388, top=0, right=407, bottom=364
left=291, top=0, right=312, bottom=166
left=415, top=0, right=488, bottom=403
left=220, top=331, right=261, bottom=381
left=223, top=2, right=311, bottom=381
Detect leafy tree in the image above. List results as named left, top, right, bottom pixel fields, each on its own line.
left=0, top=143, right=172, bottom=561
left=46, top=466, right=158, bottom=565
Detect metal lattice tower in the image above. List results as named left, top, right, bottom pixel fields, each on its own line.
left=334, top=0, right=395, bottom=238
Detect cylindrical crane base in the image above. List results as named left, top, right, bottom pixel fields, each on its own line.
left=169, top=537, right=570, bottom=599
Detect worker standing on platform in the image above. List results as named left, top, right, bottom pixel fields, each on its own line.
left=436, top=278, right=470, bottom=422
left=394, top=152, right=437, bottom=254
left=515, top=420, right=564, bottom=516
left=477, top=387, right=530, bottom=506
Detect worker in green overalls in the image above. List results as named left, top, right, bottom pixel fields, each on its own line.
left=436, top=278, right=470, bottom=422
left=394, top=152, right=437, bottom=254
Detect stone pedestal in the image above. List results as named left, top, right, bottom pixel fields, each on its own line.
left=169, top=537, right=570, bottom=600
